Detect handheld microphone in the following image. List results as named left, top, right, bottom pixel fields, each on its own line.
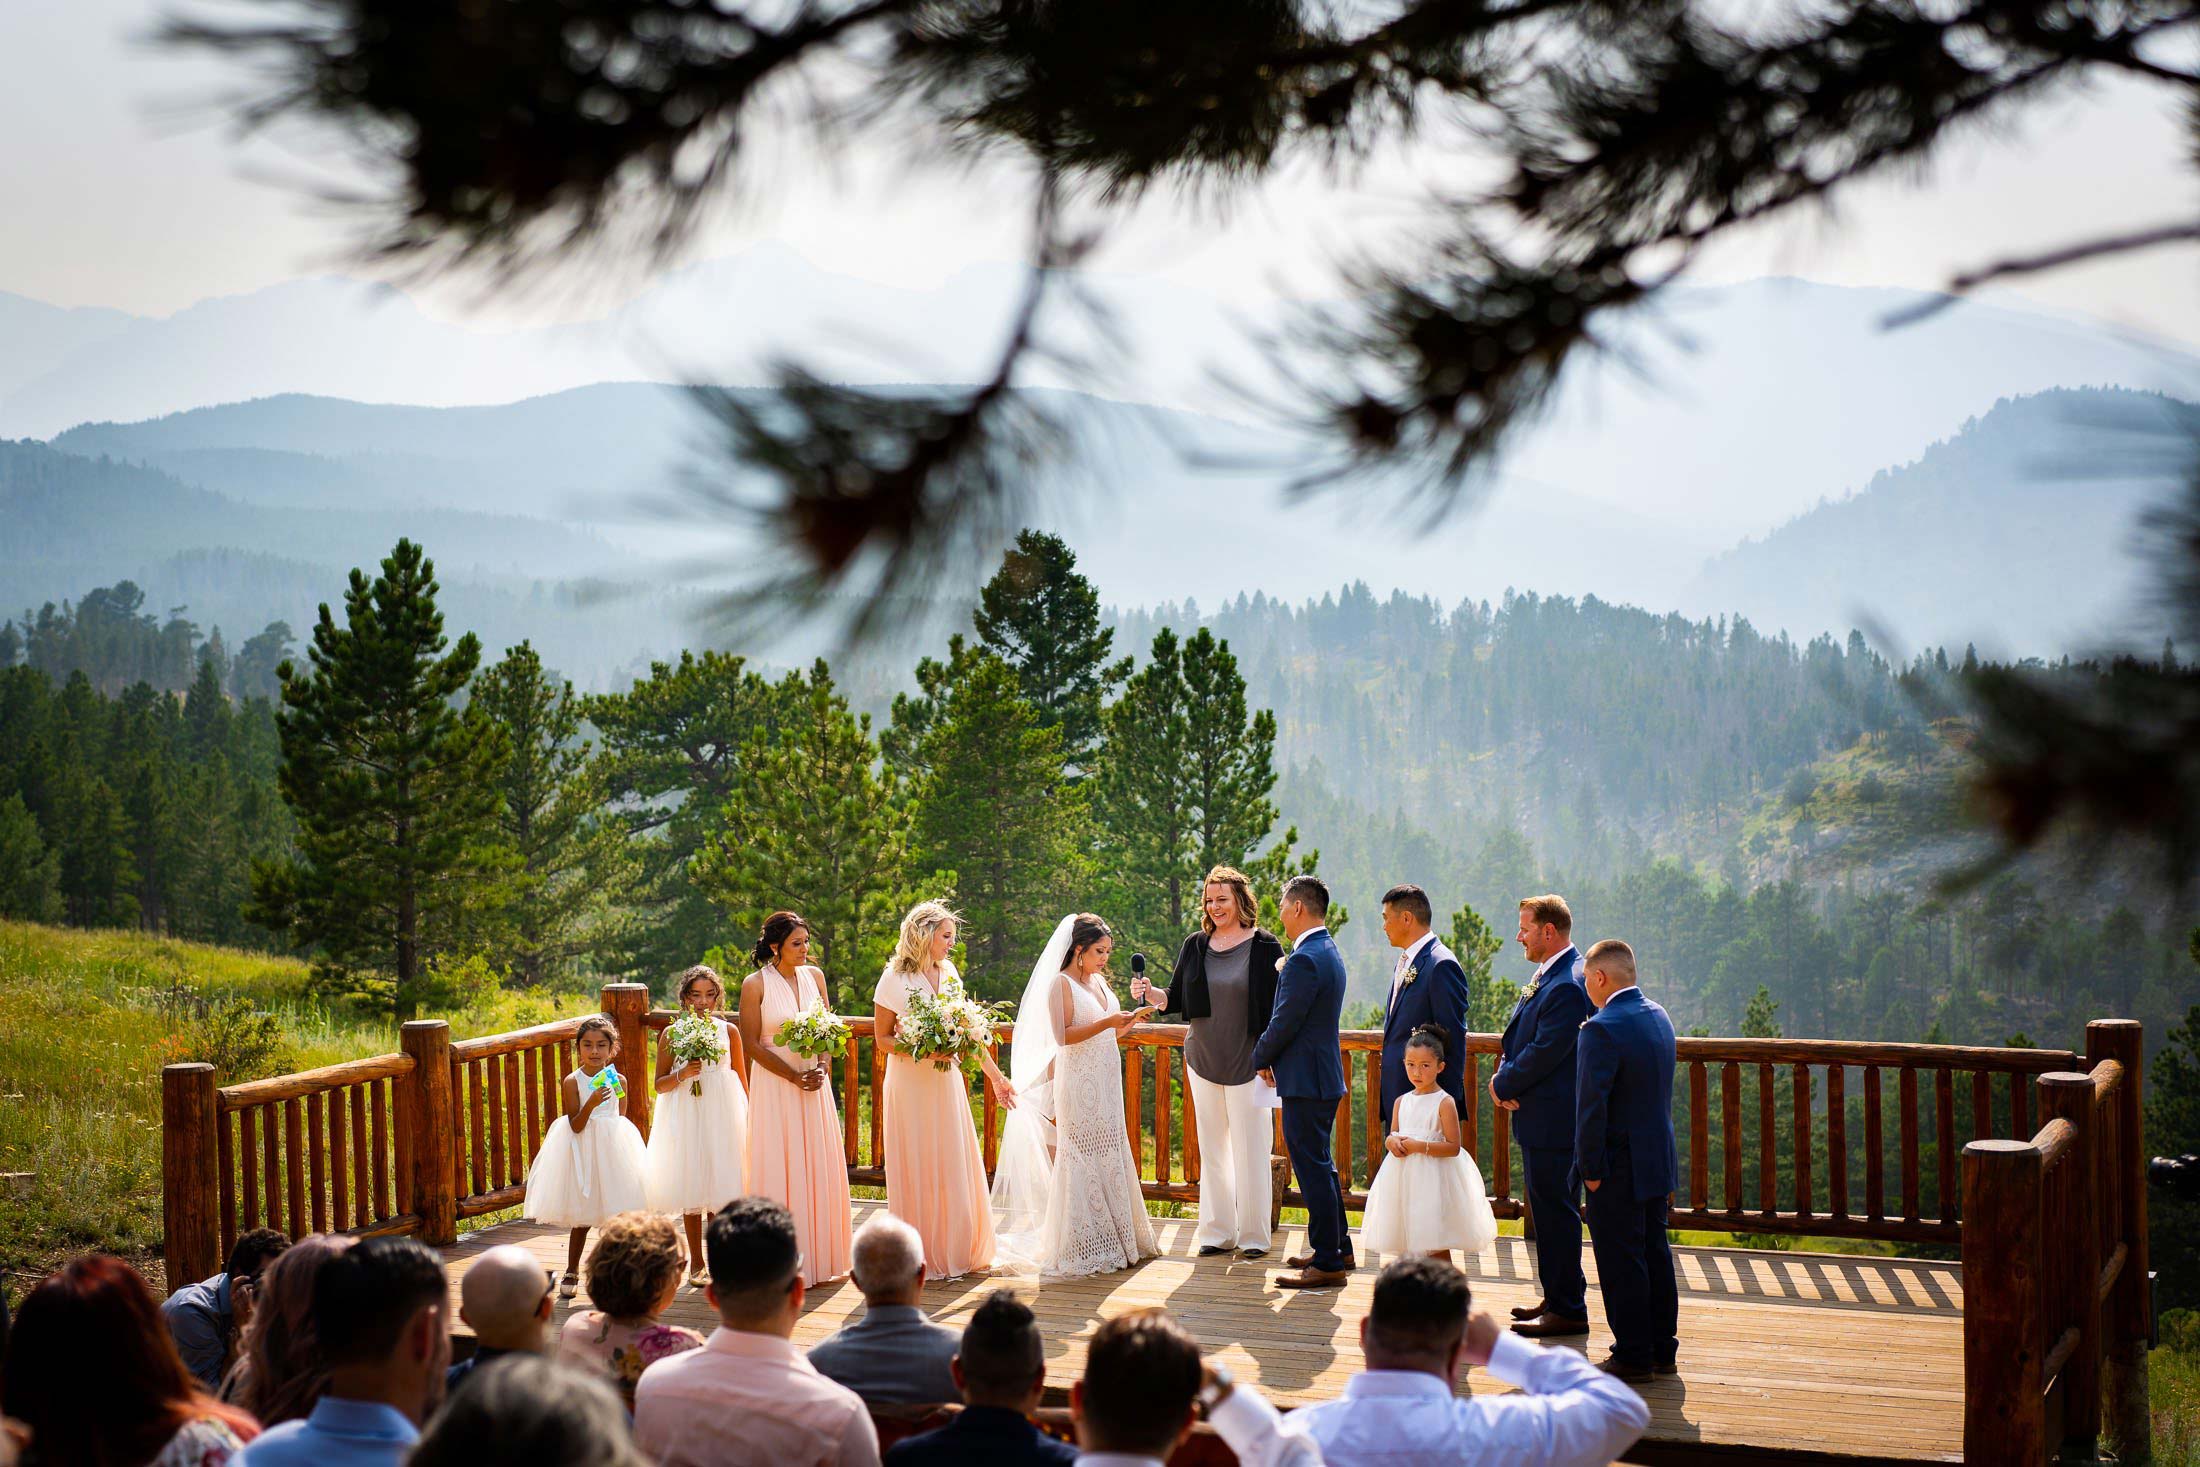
left=1131, top=952, right=1146, bottom=977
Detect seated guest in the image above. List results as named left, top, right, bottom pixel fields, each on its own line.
left=2, top=1254, right=261, bottom=1466
left=634, top=1197, right=880, bottom=1467
left=808, top=1213, right=960, bottom=1406
left=446, top=1244, right=556, bottom=1395
left=223, top=1235, right=355, bottom=1424
left=409, top=1356, right=653, bottom=1467
left=164, top=1227, right=291, bottom=1391
left=556, top=1211, right=706, bottom=1407
left=883, top=1291, right=1074, bottom=1467
left=238, top=1237, right=449, bottom=1467
left=1258, top=1255, right=1652, bottom=1467
left=1068, top=1308, right=1308, bottom=1467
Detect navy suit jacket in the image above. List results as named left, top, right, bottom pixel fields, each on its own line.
left=1380, top=938, right=1470, bottom=1126
left=1494, top=945, right=1591, bottom=1150
left=1574, top=986, right=1679, bottom=1203
left=1251, top=928, right=1347, bottom=1101
left=883, top=1406, right=1079, bottom=1467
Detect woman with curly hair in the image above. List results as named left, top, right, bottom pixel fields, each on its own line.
left=221, top=1234, right=357, bottom=1429
left=554, top=1211, right=705, bottom=1407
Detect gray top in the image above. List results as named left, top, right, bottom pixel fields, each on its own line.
left=1185, top=937, right=1259, bottom=1086
left=805, top=1303, right=962, bottom=1406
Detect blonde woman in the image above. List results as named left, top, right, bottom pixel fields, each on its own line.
left=1130, top=864, right=1286, bottom=1257
left=871, top=900, right=1014, bottom=1278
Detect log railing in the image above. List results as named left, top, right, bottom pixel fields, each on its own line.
left=162, top=993, right=2149, bottom=1462
left=1961, top=1020, right=2152, bottom=1463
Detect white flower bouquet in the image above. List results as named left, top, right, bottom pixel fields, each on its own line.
left=666, top=1011, right=725, bottom=1096
left=775, top=1003, right=850, bottom=1062
left=901, top=974, right=1010, bottom=1078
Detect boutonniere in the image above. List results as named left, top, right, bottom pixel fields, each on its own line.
left=1516, top=977, right=1540, bottom=1007
left=1274, top=956, right=1288, bottom=973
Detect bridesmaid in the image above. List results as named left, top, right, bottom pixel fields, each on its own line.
left=738, top=911, right=855, bottom=1287
left=871, top=901, right=1015, bottom=1278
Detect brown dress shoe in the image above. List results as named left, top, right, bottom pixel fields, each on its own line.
left=1597, top=1353, right=1655, bottom=1384
left=1510, top=1299, right=1547, bottom=1321
left=1511, top=1311, right=1591, bottom=1338
left=1284, top=1251, right=1316, bottom=1269
left=1275, top=1267, right=1351, bottom=1290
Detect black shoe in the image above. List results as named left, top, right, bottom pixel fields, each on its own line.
left=1238, top=1247, right=1267, bottom=1260
left=1510, top=1299, right=1547, bottom=1321
left=1511, top=1312, right=1591, bottom=1338
left=1656, top=1357, right=1679, bottom=1376
left=1196, top=1245, right=1233, bottom=1257
left=1597, top=1353, right=1655, bottom=1384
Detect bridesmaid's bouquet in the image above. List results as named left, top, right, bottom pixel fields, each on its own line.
left=775, top=1004, right=850, bottom=1062
left=666, top=1012, right=725, bottom=1096
left=902, top=975, right=1011, bottom=1078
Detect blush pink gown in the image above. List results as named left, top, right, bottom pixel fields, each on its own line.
left=873, top=961, right=997, bottom=1277
left=747, top=964, right=854, bottom=1285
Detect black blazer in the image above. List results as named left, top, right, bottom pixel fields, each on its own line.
left=1156, top=929, right=1284, bottom=1041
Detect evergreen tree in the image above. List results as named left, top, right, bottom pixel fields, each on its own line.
left=690, top=661, right=916, bottom=1008
left=971, top=530, right=1129, bottom=771
left=474, top=641, right=608, bottom=987
left=1448, top=900, right=1515, bottom=1033
left=250, top=540, right=512, bottom=1018
left=906, top=651, right=1083, bottom=989
left=880, top=635, right=980, bottom=781
left=0, top=792, right=61, bottom=922
left=230, top=622, right=295, bottom=704
left=1742, top=984, right=1783, bottom=1039
left=586, top=650, right=792, bottom=978
left=56, top=770, right=137, bottom=928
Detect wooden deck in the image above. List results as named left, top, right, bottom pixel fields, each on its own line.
left=446, top=1201, right=1963, bottom=1465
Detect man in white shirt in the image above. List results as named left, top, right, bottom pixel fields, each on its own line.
left=1072, top=1307, right=1320, bottom=1467
left=1213, top=1256, right=1652, bottom=1467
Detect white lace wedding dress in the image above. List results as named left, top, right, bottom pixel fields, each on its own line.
left=993, top=920, right=1159, bottom=1278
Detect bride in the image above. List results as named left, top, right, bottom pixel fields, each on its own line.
left=992, top=913, right=1161, bottom=1278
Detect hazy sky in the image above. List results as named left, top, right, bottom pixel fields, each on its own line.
left=5, top=0, right=2196, bottom=344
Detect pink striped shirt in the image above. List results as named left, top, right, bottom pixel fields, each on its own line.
left=633, top=1327, right=880, bottom=1467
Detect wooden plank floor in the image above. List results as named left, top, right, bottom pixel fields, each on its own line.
left=447, top=1201, right=1964, bottom=1465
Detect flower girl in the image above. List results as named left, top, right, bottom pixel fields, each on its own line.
left=645, top=964, right=751, bottom=1284
left=1359, top=1025, right=1498, bottom=1264
left=525, top=1013, right=651, bottom=1294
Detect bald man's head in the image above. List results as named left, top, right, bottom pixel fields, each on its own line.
left=459, top=1245, right=554, bottom=1352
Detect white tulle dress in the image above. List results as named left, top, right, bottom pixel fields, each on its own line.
left=645, top=1016, right=750, bottom=1214
left=524, top=1067, right=651, bottom=1228
left=1358, top=1087, right=1499, bottom=1258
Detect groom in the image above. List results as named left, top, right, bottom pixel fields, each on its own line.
left=1254, top=874, right=1353, bottom=1289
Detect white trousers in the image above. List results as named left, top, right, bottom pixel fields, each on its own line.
left=1187, top=1064, right=1274, bottom=1249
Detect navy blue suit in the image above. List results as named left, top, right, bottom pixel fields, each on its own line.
left=1252, top=927, right=1352, bottom=1272
left=1576, top=985, right=1680, bottom=1367
left=1494, top=945, right=1591, bottom=1318
left=884, top=1406, right=1079, bottom=1467
left=1379, top=938, right=1470, bottom=1127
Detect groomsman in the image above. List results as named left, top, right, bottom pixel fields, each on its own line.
left=1492, top=895, right=1591, bottom=1338
left=1255, top=876, right=1354, bottom=1290
left=1575, top=939, right=1680, bottom=1382
left=1376, top=885, right=1469, bottom=1128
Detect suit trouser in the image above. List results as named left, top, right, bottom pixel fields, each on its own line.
left=1186, top=1066, right=1273, bottom=1249
left=1586, top=1185, right=1680, bottom=1366
left=1520, top=1144, right=1587, bottom=1318
left=1281, top=1096, right=1353, bottom=1272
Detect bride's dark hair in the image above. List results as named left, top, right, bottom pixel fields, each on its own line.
left=1066, top=913, right=1112, bottom=969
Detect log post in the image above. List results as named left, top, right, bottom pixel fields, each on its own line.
left=602, top=983, right=653, bottom=1141
left=162, top=1063, right=221, bottom=1294
left=2088, top=1020, right=2150, bottom=1461
left=1962, top=1139, right=2045, bottom=1464
left=401, top=1021, right=457, bottom=1245
left=2039, top=1072, right=2101, bottom=1456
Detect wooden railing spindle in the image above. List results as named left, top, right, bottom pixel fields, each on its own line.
left=1972, top=1069, right=1991, bottom=1143
left=1900, top=1068, right=1921, bottom=1223
left=216, top=1106, right=237, bottom=1256
left=283, top=1098, right=307, bottom=1239
left=262, top=1105, right=283, bottom=1234
left=1688, top=1061, right=1708, bottom=1210
left=1792, top=1064, right=1812, bottom=1221
left=1757, top=1063, right=1776, bottom=1220
left=330, top=1086, right=352, bottom=1230
left=1155, top=1045, right=1173, bottom=1185
left=468, top=1062, right=488, bottom=1198
left=1936, top=1067, right=1957, bottom=1223
left=239, top=1104, right=260, bottom=1229
left=486, top=1055, right=506, bottom=1190
left=1722, top=1062, right=1741, bottom=1214
left=1362, top=1050, right=1380, bottom=1184
left=371, top=1078, right=392, bottom=1220
left=1865, top=1066, right=1884, bottom=1221
left=307, top=1092, right=329, bottom=1233
left=503, top=1052, right=524, bottom=1184
left=1827, top=1064, right=1848, bottom=1221
left=349, top=1084, right=371, bottom=1228
left=1123, top=1046, right=1142, bottom=1165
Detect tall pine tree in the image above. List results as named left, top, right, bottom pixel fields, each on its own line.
left=475, top=641, right=609, bottom=987
left=0, top=792, right=61, bottom=921
left=971, top=531, right=1128, bottom=772
left=1448, top=900, right=1516, bottom=1033
left=250, top=540, right=512, bottom=1018
left=906, top=651, right=1083, bottom=990
left=690, top=662, right=916, bottom=1008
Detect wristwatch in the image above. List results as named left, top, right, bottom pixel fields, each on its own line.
left=1197, top=1362, right=1235, bottom=1416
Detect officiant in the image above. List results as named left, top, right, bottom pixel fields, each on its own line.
left=1131, top=864, right=1286, bottom=1259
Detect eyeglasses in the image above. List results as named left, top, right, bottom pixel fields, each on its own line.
left=538, top=1267, right=559, bottom=1310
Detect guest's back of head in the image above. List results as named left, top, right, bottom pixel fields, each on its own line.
left=1364, top=1255, right=1471, bottom=1373
left=3, top=1254, right=255, bottom=1467
left=1072, top=1307, right=1202, bottom=1459
left=955, top=1291, right=1045, bottom=1410
left=408, top=1356, right=650, bottom=1467
left=459, top=1245, right=553, bottom=1350
left=849, top=1212, right=925, bottom=1307
left=704, top=1197, right=802, bottom=1328
left=583, top=1212, right=684, bottom=1324
left=316, top=1237, right=448, bottom=1371
left=230, top=1233, right=355, bottom=1426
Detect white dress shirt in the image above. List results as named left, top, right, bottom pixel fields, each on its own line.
left=1533, top=944, right=1576, bottom=982
left=1390, top=932, right=1436, bottom=1003
left=1213, top=1332, right=1652, bottom=1467
left=1293, top=925, right=1329, bottom=951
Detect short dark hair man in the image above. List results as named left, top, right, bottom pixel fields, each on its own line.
left=162, top=1227, right=289, bottom=1391
left=1286, top=1256, right=1651, bottom=1466
left=237, top=1237, right=450, bottom=1467
left=1376, top=883, right=1470, bottom=1129
left=1071, top=1309, right=1205, bottom=1463
left=1256, top=875, right=1354, bottom=1289
left=884, top=1291, right=1075, bottom=1467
